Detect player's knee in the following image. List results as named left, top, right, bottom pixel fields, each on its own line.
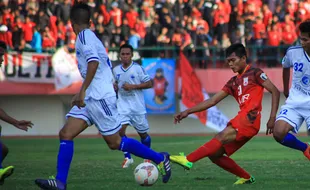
left=209, top=155, right=221, bottom=163
left=105, top=135, right=122, bottom=150
left=214, top=126, right=237, bottom=144
left=107, top=141, right=121, bottom=150
left=59, top=127, right=75, bottom=140
left=119, top=130, right=126, bottom=137
left=139, top=132, right=148, bottom=139
left=273, top=121, right=292, bottom=142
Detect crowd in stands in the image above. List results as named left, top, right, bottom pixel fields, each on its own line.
left=0, top=0, right=309, bottom=67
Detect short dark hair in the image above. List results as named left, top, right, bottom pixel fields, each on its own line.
left=119, top=44, right=134, bottom=53
left=70, top=3, right=91, bottom=25
left=0, top=41, right=7, bottom=52
left=225, top=43, right=247, bottom=58
left=299, top=20, right=310, bottom=37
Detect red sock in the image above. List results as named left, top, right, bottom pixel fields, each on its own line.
left=213, top=156, right=251, bottom=179
left=186, top=138, right=222, bottom=162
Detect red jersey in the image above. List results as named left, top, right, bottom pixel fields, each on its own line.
left=153, top=77, right=167, bottom=96
left=222, top=66, right=267, bottom=114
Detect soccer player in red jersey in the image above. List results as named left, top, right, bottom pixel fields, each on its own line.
left=170, top=43, right=280, bottom=184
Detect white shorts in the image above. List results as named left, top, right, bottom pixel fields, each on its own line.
left=276, top=104, right=310, bottom=133
left=119, top=114, right=149, bottom=133
left=66, top=96, right=121, bottom=136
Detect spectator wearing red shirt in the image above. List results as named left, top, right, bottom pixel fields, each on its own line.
left=253, top=16, right=266, bottom=42
left=0, top=25, right=13, bottom=49
left=110, top=2, right=122, bottom=27
left=282, top=24, right=297, bottom=45
left=267, top=24, right=281, bottom=67
left=126, top=5, right=139, bottom=28
left=42, top=26, right=55, bottom=50
left=213, top=3, right=227, bottom=42
left=56, top=20, right=66, bottom=47
left=263, top=4, right=272, bottom=27
left=22, top=16, right=36, bottom=43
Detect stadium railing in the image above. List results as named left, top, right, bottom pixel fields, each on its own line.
left=8, top=45, right=292, bottom=68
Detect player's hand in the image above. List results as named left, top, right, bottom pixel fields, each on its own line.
left=122, top=83, right=135, bottom=91
left=174, top=110, right=189, bottom=124
left=266, top=116, right=275, bottom=135
left=72, top=91, right=86, bottom=109
left=14, top=120, right=33, bottom=131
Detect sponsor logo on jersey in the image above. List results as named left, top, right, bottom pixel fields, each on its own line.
left=243, top=77, right=248, bottom=86
left=260, top=73, right=268, bottom=81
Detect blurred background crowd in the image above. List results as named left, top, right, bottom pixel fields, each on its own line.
left=0, top=0, right=309, bottom=67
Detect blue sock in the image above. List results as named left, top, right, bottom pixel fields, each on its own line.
left=119, top=137, right=164, bottom=164
left=281, top=133, right=308, bottom=152
left=141, top=135, right=151, bottom=148
left=56, top=140, right=74, bottom=184
left=0, top=141, right=2, bottom=168
left=122, top=135, right=131, bottom=159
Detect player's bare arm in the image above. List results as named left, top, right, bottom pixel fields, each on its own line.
left=0, top=108, right=33, bottom=131
left=122, top=80, right=152, bottom=91
left=72, top=61, right=99, bottom=108
left=174, top=90, right=228, bottom=124
left=283, top=67, right=290, bottom=98
left=261, top=78, right=280, bottom=135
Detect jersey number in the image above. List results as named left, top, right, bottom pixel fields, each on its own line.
left=280, top=109, right=288, bottom=115
left=237, top=85, right=242, bottom=96
left=293, top=62, right=303, bottom=72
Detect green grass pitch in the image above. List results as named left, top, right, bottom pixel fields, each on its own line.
left=1, top=136, right=310, bottom=190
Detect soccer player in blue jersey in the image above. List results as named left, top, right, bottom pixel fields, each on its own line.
left=113, top=44, right=153, bottom=168
left=0, top=41, right=33, bottom=185
left=273, top=21, right=310, bottom=160
left=34, top=3, right=171, bottom=190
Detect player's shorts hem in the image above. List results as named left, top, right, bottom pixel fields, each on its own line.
left=120, top=120, right=131, bottom=125
left=276, top=116, right=298, bottom=133
left=66, top=113, right=92, bottom=126
left=99, top=124, right=122, bottom=136
left=133, top=127, right=149, bottom=133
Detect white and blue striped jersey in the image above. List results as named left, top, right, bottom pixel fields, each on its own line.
left=282, top=45, right=310, bottom=108
left=113, top=62, right=150, bottom=114
left=75, top=29, right=115, bottom=100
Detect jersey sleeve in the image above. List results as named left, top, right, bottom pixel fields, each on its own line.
left=222, top=78, right=234, bottom=95
left=79, top=30, right=100, bottom=63
left=282, top=50, right=292, bottom=68
left=254, top=68, right=268, bottom=86
left=138, top=66, right=151, bottom=83
left=112, top=67, right=117, bottom=82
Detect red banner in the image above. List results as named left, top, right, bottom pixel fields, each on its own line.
left=180, top=53, right=207, bottom=124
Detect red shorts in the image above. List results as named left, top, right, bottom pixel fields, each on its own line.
left=223, top=112, right=260, bottom=156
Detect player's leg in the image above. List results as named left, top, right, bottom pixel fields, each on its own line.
left=170, top=125, right=237, bottom=169
left=171, top=112, right=260, bottom=170
left=132, top=114, right=152, bottom=162
left=273, top=106, right=309, bottom=159
left=0, top=143, right=14, bottom=185
left=118, top=119, right=134, bottom=168
left=88, top=97, right=171, bottom=183
left=103, top=133, right=171, bottom=183
left=35, top=106, right=91, bottom=190
left=208, top=146, right=254, bottom=184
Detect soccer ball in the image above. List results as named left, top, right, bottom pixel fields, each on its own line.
left=134, top=162, right=159, bottom=186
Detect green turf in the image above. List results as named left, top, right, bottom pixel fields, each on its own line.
left=1, top=136, right=310, bottom=190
